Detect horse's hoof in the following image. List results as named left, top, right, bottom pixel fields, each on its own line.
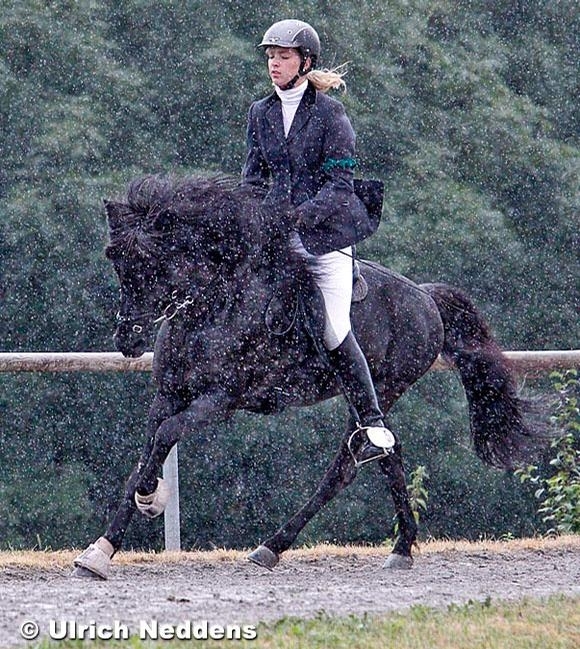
left=135, top=477, right=170, bottom=519
left=70, top=565, right=106, bottom=581
left=383, top=552, right=413, bottom=570
left=72, top=537, right=113, bottom=580
left=247, top=545, right=279, bottom=571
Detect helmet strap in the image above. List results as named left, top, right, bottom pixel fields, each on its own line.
left=279, top=74, right=301, bottom=91
left=281, top=56, right=311, bottom=90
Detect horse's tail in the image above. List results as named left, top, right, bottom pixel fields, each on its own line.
left=423, top=282, right=550, bottom=470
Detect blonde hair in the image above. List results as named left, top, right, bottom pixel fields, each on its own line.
left=306, top=62, right=348, bottom=93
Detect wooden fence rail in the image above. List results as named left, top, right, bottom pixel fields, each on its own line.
left=0, top=349, right=579, bottom=373
left=1, top=349, right=578, bottom=551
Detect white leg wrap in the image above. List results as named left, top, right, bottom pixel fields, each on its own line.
left=73, top=536, right=114, bottom=580
left=134, top=477, right=170, bottom=519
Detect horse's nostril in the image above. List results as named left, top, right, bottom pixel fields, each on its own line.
left=122, top=346, right=145, bottom=359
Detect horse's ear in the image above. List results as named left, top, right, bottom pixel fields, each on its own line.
left=103, top=200, right=128, bottom=231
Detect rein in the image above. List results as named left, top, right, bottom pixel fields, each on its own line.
left=338, top=249, right=472, bottom=316
left=337, top=248, right=429, bottom=296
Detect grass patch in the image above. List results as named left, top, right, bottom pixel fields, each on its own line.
left=21, top=595, right=580, bottom=649
left=2, top=534, right=579, bottom=570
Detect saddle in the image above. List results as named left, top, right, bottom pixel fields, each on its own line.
left=265, top=260, right=368, bottom=337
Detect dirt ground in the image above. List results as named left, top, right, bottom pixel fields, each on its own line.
left=1, top=539, right=579, bottom=647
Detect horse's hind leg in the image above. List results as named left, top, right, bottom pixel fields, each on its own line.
left=249, top=434, right=418, bottom=571
left=378, top=445, right=416, bottom=569
left=248, top=434, right=359, bottom=570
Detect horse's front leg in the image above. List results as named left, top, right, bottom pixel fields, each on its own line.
left=70, top=390, right=181, bottom=579
left=248, top=435, right=358, bottom=570
left=72, top=389, right=232, bottom=580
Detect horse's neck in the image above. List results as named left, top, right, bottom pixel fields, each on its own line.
left=260, top=238, right=307, bottom=284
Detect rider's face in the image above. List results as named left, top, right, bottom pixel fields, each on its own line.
left=266, top=47, right=309, bottom=88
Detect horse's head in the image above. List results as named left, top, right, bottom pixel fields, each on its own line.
left=104, top=175, right=261, bottom=357
left=104, top=199, right=166, bottom=357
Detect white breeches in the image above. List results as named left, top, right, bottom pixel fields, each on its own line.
left=290, top=233, right=352, bottom=351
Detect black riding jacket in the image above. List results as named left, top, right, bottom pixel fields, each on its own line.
left=242, top=82, right=376, bottom=255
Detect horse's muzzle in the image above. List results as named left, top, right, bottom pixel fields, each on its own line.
left=113, top=326, right=148, bottom=358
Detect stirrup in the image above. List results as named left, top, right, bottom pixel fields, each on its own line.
left=348, top=425, right=396, bottom=468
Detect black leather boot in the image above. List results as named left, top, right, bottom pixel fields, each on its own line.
left=327, top=331, right=395, bottom=466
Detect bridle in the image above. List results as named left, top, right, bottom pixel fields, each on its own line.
left=116, top=273, right=229, bottom=334
left=116, top=290, right=199, bottom=334
left=115, top=310, right=156, bottom=335
left=153, top=290, right=196, bottom=325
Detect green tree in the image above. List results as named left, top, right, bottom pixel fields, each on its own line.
left=0, top=0, right=577, bottom=550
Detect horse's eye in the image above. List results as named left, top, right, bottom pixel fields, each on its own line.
left=207, top=249, right=222, bottom=265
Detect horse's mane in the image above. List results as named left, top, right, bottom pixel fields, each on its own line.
left=106, top=174, right=262, bottom=262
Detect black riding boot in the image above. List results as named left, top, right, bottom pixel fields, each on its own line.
left=327, top=331, right=395, bottom=466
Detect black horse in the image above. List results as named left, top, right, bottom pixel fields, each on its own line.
left=73, top=174, right=546, bottom=579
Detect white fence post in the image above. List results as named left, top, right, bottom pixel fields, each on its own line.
left=162, top=445, right=181, bottom=551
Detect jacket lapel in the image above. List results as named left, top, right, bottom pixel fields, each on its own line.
left=261, top=94, right=292, bottom=197
left=263, top=96, right=287, bottom=149
left=286, top=82, right=317, bottom=143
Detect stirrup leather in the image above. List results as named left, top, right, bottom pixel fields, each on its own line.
left=348, top=425, right=396, bottom=467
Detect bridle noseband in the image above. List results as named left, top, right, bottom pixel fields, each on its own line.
left=115, top=311, right=155, bottom=334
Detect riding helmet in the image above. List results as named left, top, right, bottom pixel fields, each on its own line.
left=258, top=19, right=321, bottom=69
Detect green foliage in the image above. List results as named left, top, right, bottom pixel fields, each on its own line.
left=407, top=465, right=429, bottom=525
left=0, top=462, right=94, bottom=549
left=392, top=464, right=429, bottom=540
left=0, top=0, right=577, bottom=549
left=516, top=371, right=580, bottom=535
left=0, top=372, right=155, bottom=549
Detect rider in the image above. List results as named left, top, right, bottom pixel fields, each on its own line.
left=242, top=19, right=395, bottom=466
